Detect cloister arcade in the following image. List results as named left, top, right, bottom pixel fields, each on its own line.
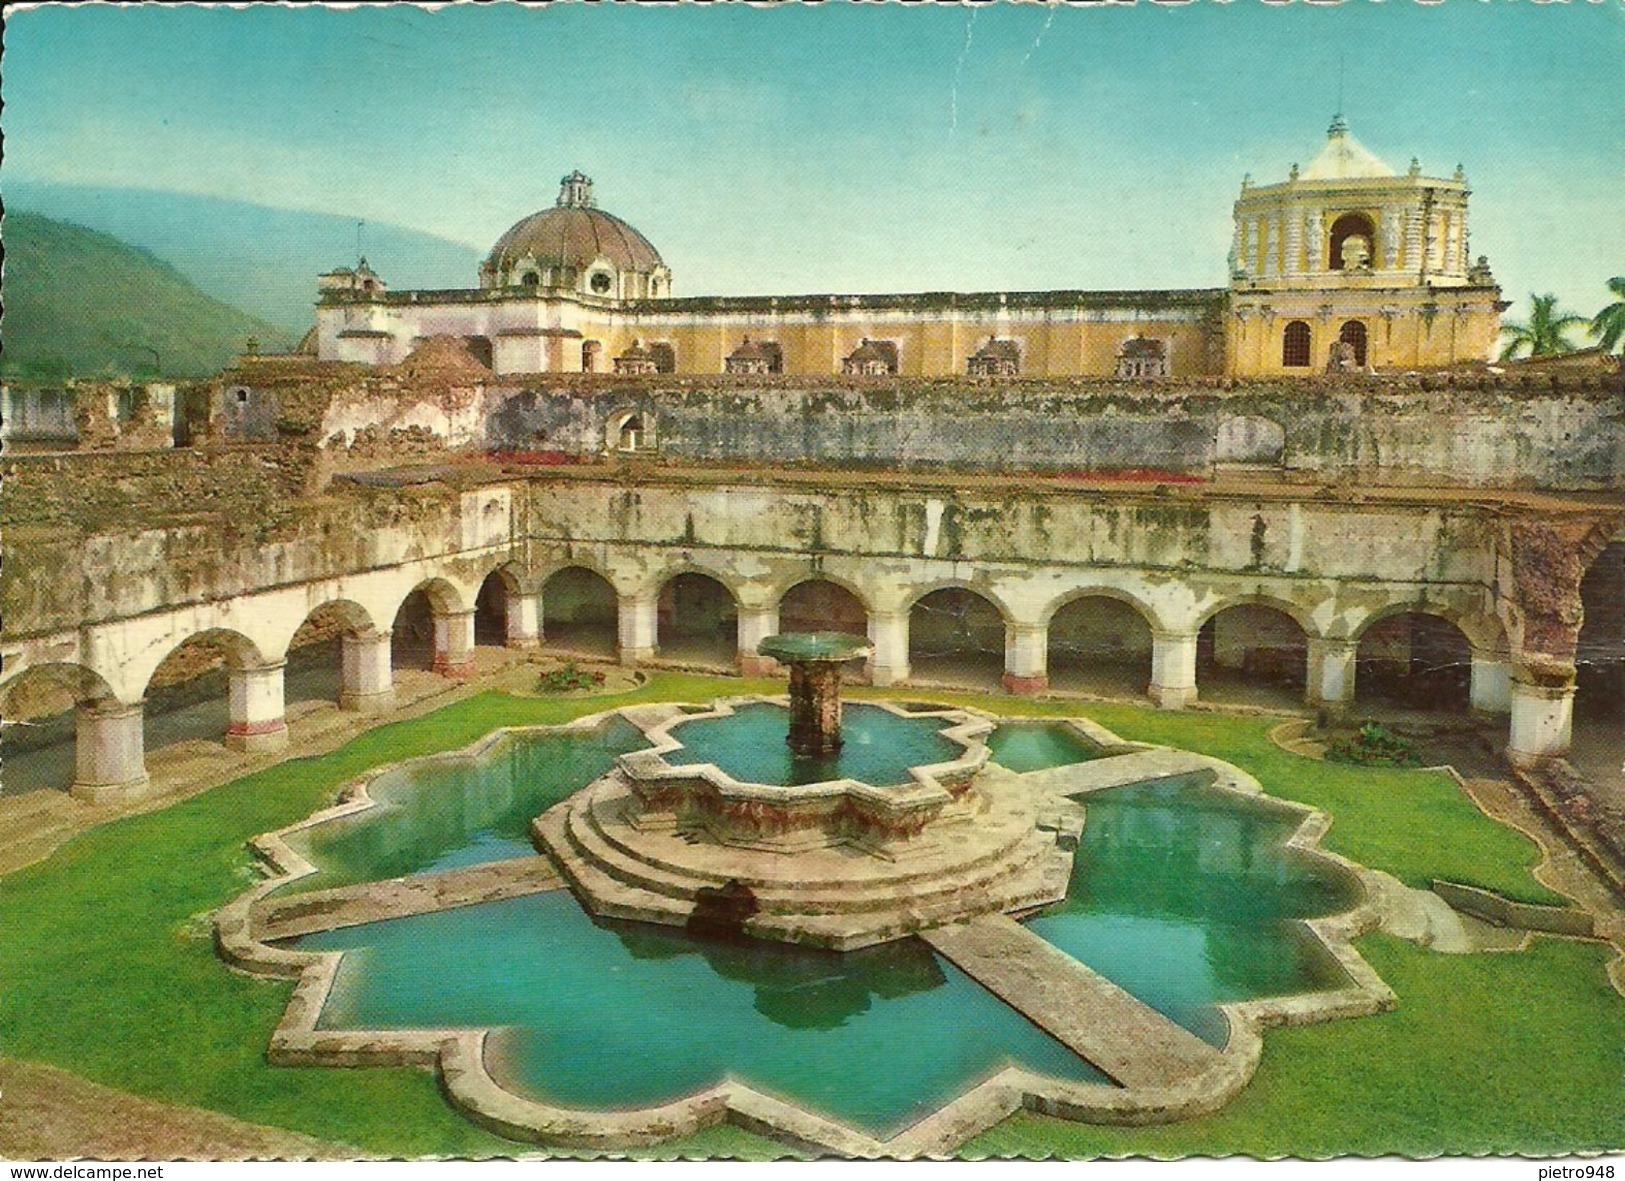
left=9, top=529, right=1606, bottom=804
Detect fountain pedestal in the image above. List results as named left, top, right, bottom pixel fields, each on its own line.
left=757, top=632, right=872, bottom=758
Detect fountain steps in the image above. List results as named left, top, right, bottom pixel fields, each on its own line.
left=535, top=774, right=1077, bottom=950
left=583, top=777, right=1045, bottom=898
left=563, top=774, right=1052, bottom=909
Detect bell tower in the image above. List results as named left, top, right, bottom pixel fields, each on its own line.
left=1226, top=116, right=1504, bottom=376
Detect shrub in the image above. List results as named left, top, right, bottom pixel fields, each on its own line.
left=1325, top=721, right=1423, bottom=767
left=536, top=662, right=606, bottom=694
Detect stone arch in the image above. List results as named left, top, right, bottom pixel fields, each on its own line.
left=606, top=408, right=650, bottom=454
left=283, top=599, right=378, bottom=710
left=1349, top=600, right=1503, bottom=655
left=1354, top=610, right=1474, bottom=712
left=140, top=628, right=270, bottom=755
left=1338, top=320, right=1369, bottom=367
left=1038, top=585, right=1162, bottom=633
left=907, top=586, right=1006, bottom=691
left=778, top=578, right=872, bottom=635
left=1045, top=593, right=1155, bottom=697
left=1329, top=212, right=1376, bottom=271
left=1195, top=602, right=1310, bottom=708
left=1191, top=593, right=1321, bottom=642
left=474, top=564, right=527, bottom=648
left=391, top=578, right=466, bottom=671
left=0, top=663, right=121, bottom=795
left=657, top=571, right=738, bottom=668
left=541, top=565, right=619, bottom=659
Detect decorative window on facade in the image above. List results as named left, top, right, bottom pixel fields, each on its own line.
left=1282, top=321, right=1312, bottom=368
left=581, top=340, right=602, bottom=372
left=725, top=337, right=783, bottom=376
left=612, top=341, right=659, bottom=375
left=1114, top=336, right=1169, bottom=379
left=841, top=339, right=899, bottom=376
left=967, top=339, right=1021, bottom=377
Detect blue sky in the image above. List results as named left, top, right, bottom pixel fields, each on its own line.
left=6, top=1, right=1622, bottom=317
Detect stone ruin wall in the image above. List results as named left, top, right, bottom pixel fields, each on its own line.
left=484, top=375, right=1625, bottom=492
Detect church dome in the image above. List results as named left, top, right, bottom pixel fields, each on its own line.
left=483, top=172, right=667, bottom=297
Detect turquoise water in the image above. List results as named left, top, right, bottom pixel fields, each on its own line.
left=289, top=766, right=1363, bottom=1135
left=299, top=891, right=1109, bottom=1135
left=666, top=702, right=959, bottom=787
left=1027, top=774, right=1359, bottom=1045
left=282, top=718, right=647, bottom=892
left=986, top=723, right=1104, bottom=773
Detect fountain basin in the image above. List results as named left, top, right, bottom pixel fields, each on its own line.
left=535, top=698, right=1076, bottom=949
left=619, top=699, right=987, bottom=853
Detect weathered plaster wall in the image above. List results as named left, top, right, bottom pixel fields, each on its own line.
left=484, top=376, right=1625, bottom=491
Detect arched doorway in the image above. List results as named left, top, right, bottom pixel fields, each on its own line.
left=908, top=587, right=1004, bottom=691
left=657, top=572, right=737, bottom=668
left=1355, top=612, right=1472, bottom=712
left=0, top=665, right=114, bottom=796
left=780, top=579, right=870, bottom=678
left=1196, top=603, right=1308, bottom=709
left=542, top=567, right=618, bottom=659
left=1046, top=596, right=1152, bottom=697
left=1573, top=542, right=1624, bottom=793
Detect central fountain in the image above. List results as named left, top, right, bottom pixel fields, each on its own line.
left=534, top=635, right=1081, bottom=949
left=756, top=631, right=871, bottom=756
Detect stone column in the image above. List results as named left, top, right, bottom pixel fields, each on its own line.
left=506, top=591, right=541, bottom=649
left=867, top=611, right=910, bottom=688
left=226, top=662, right=288, bottom=752
left=786, top=660, right=844, bottom=756
left=1507, top=671, right=1576, bottom=766
left=71, top=699, right=150, bottom=804
left=1306, top=638, right=1358, bottom=715
left=1469, top=647, right=1513, bottom=714
left=432, top=609, right=477, bottom=680
left=617, top=592, right=657, bottom=666
left=1149, top=630, right=1198, bottom=710
left=1002, top=622, right=1048, bottom=695
left=735, top=604, right=781, bottom=677
left=340, top=631, right=396, bottom=713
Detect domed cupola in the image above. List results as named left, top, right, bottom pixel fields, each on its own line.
left=479, top=171, right=672, bottom=300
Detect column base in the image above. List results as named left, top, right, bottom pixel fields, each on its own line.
left=340, top=688, right=397, bottom=714
left=867, top=663, right=909, bottom=688
left=737, top=653, right=781, bottom=677
left=1001, top=672, right=1048, bottom=696
left=1149, top=684, right=1197, bottom=710
left=432, top=657, right=478, bottom=681
left=70, top=774, right=153, bottom=805
left=619, top=645, right=656, bottom=667
left=505, top=637, right=543, bottom=651
left=226, top=720, right=289, bottom=753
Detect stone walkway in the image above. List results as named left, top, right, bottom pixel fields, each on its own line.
left=255, top=858, right=567, bottom=941
left=922, top=915, right=1223, bottom=1089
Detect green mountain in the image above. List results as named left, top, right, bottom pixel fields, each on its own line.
left=4, top=181, right=484, bottom=336
left=2, top=212, right=292, bottom=382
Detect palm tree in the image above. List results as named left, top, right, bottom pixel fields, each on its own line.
left=1499, top=293, right=1587, bottom=361
left=1590, top=276, right=1625, bottom=353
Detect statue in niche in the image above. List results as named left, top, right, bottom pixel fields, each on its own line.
left=1339, top=234, right=1372, bottom=271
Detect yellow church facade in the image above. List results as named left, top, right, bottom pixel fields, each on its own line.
left=315, top=121, right=1503, bottom=380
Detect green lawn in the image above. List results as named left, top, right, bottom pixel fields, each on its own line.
left=0, top=675, right=1616, bottom=1159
